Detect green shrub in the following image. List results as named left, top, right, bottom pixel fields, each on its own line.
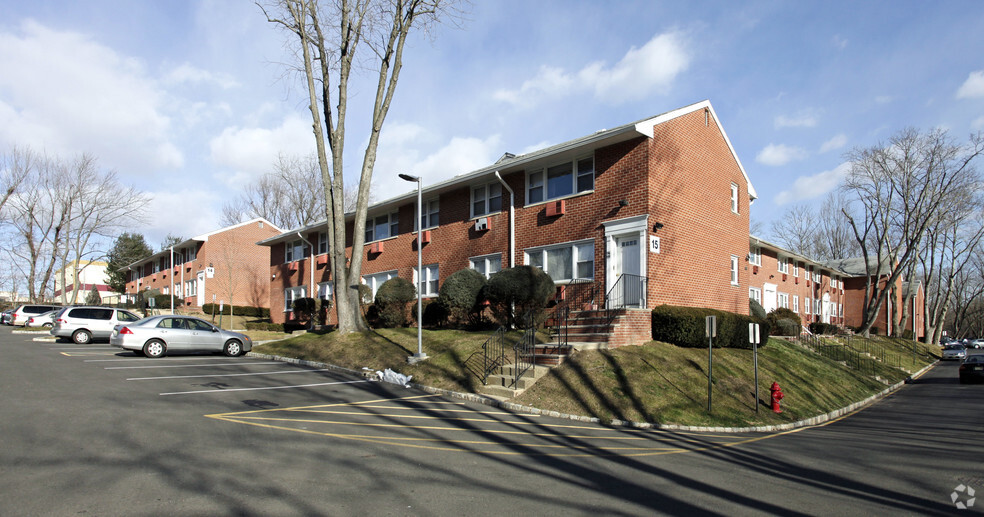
left=375, top=277, right=416, bottom=328
left=809, top=322, right=838, bottom=335
left=766, top=307, right=801, bottom=330
left=411, top=298, right=449, bottom=328
left=749, top=298, right=766, bottom=320
left=651, top=304, right=771, bottom=349
left=438, top=268, right=487, bottom=325
left=201, top=303, right=270, bottom=318
left=292, top=297, right=317, bottom=328
left=774, top=318, right=800, bottom=336
left=244, top=322, right=284, bottom=332
left=484, top=266, right=555, bottom=328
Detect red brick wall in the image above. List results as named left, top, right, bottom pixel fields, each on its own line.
left=748, top=248, right=847, bottom=326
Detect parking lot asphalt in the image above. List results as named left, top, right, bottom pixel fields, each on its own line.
left=2, top=327, right=980, bottom=516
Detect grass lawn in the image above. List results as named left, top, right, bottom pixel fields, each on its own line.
left=251, top=328, right=939, bottom=428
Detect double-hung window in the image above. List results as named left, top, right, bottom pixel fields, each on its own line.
left=778, top=257, right=789, bottom=274
left=284, top=286, right=307, bottom=312
left=778, top=292, right=789, bottom=309
left=749, top=246, right=761, bottom=266
left=318, top=232, right=328, bottom=255
left=285, top=239, right=308, bottom=263
left=731, top=183, right=739, bottom=213
left=749, top=287, right=762, bottom=304
left=362, top=270, right=398, bottom=300
left=804, top=298, right=811, bottom=315
left=471, top=183, right=502, bottom=218
left=527, top=156, right=594, bottom=205
left=469, top=254, right=502, bottom=279
left=792, top=295, right=799, bottom=313
left=423, top=200, right=439, bottom=229
left=813, top=270, right=822, bottom=283
left=186, top=246, right=197, bottom=262
left=317, top=281, right=333, bottom=301
left=730, top=255, right=740, bottom=285
left=814, top=298, right=821, bottom=315
left=365, top=212, right=399, bottom=242
left=526, top=240, right=594, bottom=282
left=413, top=264, right=439, bottom=297
left=793, top=262, right=799, bottom=277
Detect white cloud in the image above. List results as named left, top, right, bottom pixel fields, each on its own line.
left=956, top=70, right=984, bottom=99
left=774, top=111, right=818, bottom=129
left=756, top=143, right=808, bottom=166
left=774, top=162, right=851, bottom=205
left=819, top=134, right=847, bottom=153
left=141, top=188, right=223, bottom=245
left=972, top=116, right=984, bottom=130
left=832, top=34, right=848, bottom=50
left=209, top=114, right=314, bottom=186
left=163, top=62, right=240, bottom=89
left=0, top=20, right=182, bottom=171
left=493, top=31, right=689, bottom=106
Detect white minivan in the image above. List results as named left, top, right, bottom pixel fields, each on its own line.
left=51, top=307, right=141, bottom=344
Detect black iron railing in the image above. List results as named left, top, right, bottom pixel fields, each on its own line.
left=510, top=328, right=537, bottom=388
left=551, top=280, right=601, bottom=348
left=605, top=274, right=648, bottom=325
left=481, top=326, right=508, bottom=385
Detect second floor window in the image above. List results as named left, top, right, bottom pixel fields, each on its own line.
left=285, top=239, right=309, bottom=263
left=471, top=183, right=502, bottom=217
left=731, top=183, right=739, bottom=213
left=527, top=156, right=594, bottom=204
left=778, top=257, right=789, bottom=274
left=749, top=246, right=761, bottom=266
left=413, top=199, right=440, bottom=230
left=318, top=232, right=328, bottom=255
left=366, top=212, right=399, bottom=242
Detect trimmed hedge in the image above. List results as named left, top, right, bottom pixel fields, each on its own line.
left=202, top=303, right=271, bottom=318
left=652, top=304, right=771, bottom=349
left=484, top=266, right=554, bottom=328
left=809, top=322, right=838, bottom=335
left=244, top=322, right=284, bottom=332
left=438, top=268, right=486, bottom=325
left=375, top=277, right=416, bottom=328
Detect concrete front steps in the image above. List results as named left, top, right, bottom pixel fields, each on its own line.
left=480, top=363, right=552, bottom=399
left=551, top=308, right=652, bottom=350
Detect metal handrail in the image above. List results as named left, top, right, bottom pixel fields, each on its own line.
left=510, top=327, right=537, bottom=388
left=481, top=326, right=508, bottom=385
left=604, top=274, right=648, bottom=326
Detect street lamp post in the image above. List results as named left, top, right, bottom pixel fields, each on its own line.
left=399, top=173, right=427, bottom=363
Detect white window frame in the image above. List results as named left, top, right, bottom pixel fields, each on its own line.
left=285, top=239, right=308, bottom=263
left=814, top=298, right=821, bottom=315
left=469, top=254, right=503, bottom=279
left=362, top=270, right=398, bottom=300
left=778, top=292, right=789, bottom=309
left=793, top=262, right=799, bottom=277
left=413, top=264, right=440, bottom=298
left=749, top=287, right=762, bottom=304
left=792, top=295, right=799, bottom=313
left=804, top=298, right=811, bottom=315
left=317, top=281, right=333, bottom=301
left=284, top=285, right=307, bottom=312
left=526, top=155, right=595, bottom=205
left=814, top=270, right=822, bottom=283
left=525, top=240, right=595, bottom=283
left=318, top=231, right=328, bottom=255
left=471, top=182, right=502, bottom=218
left=185, top=280, right=196, bottom=297
left=731, top=183, right=739, bottom=214
left=365, top=212, right=399, bottom=243
left=777, top=256, right=789, bottom=274
left=730, top=255, right=740, bottom=285
left=749, top=246, right=761, bottom=266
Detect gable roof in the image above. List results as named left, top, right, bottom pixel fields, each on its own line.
left=123, top=217, right=281, bottom=271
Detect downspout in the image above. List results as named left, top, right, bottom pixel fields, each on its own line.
left=169, top=246, right=175, bottom=315
left=297, top=232, right=315, bottom=300
left=494, top=171, right=515, bottom=267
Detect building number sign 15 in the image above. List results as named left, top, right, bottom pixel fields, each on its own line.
left=650, top=235, right=661, bottom=254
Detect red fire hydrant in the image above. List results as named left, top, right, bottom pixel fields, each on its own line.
left=770, top=382, right=784, bottom=413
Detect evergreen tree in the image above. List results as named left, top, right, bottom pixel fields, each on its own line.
left=85, top=286, right=102, bottom=305
left=105, top=233, right=153, bottom=295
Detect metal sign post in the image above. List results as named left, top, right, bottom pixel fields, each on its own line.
left=749, top=323, right=761, bottom=413
left=706, top=315, right=716, bottom=413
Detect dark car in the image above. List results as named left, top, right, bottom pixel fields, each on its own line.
left=959, top=355, right=984, bottom=384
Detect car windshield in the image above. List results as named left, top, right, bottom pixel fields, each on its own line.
left=965, top=356, right=983, bottom=363
left=945, top=344, right=965, bottom=350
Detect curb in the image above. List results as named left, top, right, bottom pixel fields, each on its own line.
left=246, top=351, right=938, bottom=434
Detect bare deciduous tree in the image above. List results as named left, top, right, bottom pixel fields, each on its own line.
left=842, top=128, right=983, bottom=337
left=770, top=191, right=858, bottom=261
left=260, top=0, right=456, bottom=334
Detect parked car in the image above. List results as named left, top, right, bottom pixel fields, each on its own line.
left=51, top=306, right=141, bottom=344
left=967, top=339, right=984, bottom=349
left=110, top=315, right=252, bottom=358
left=942, top=344, right=968, bottom=361
left=1, top=310, right=12, bottom=325
left=959, top=355, right=984, bottom=383
left=25, top=309, right=59, bottom=329
left=11, top=304, right=60, bottom=326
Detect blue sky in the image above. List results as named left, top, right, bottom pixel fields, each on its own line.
left=1, top=1, right=983, bottom=247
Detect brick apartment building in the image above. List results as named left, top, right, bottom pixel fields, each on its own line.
left=123, top=218, right=281, bottom=309
left=748, top=237, right=925, bottom=338
left=260, top=100, right=757, bottom=326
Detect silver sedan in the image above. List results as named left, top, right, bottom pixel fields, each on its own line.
left=110, top=315, right=252, bottom=358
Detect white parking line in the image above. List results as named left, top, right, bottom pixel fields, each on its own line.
left=106, top=362, right=282, bottom=370
left=85, top=357, right=244, bottom=363
left=160, top=379, right=370, bottom=396
left=128, top=368, right=335, bottom=381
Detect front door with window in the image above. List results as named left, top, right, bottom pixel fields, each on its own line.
left=763, top=283, right=778, bottom=313
left=613, top=235, right=643, bottom=308
left=196, top=272, right=205, bottom=307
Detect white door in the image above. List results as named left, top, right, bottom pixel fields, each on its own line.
left=196, top=272, right=205, bottom=307
left=822, top=293, right=831, bottom=324
left=763, top=283, right=778, bottom=313
left=614, top=235, right=643, bottom=308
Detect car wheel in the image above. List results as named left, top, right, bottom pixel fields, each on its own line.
left=72, top=329, right=92, bottom=344
left=143, top=339, right=166, bottom=359
left=42, top=323, right=52, bottom=329
left=223, top=340, right=243, bottom=357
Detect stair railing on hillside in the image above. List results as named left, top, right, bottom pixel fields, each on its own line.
left=604, top=274, right=648, bottom=326
left=552, top=280, right=600, bottom=349
left=481, top=326, right=508, bottom=385
left=510, top=327, right=537, bottom=389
